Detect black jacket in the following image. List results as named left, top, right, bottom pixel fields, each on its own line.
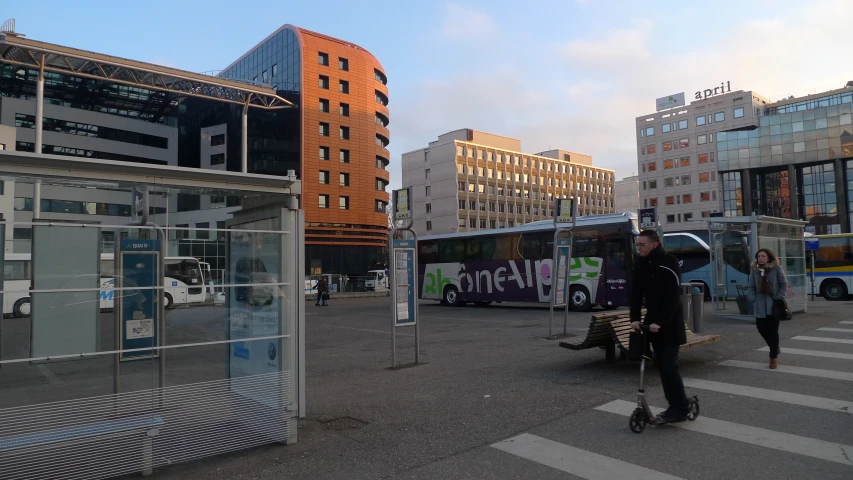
left=629, top=245, right=687, bottom=345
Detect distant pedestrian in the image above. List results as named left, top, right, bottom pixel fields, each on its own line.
left=747, top=248, right=788, bottom=369
left=630, top=230, right=691, bottom=424
left=316, top=276, right=329, bottom=306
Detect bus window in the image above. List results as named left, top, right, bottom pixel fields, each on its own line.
left=490, top=234, right=515, bottom=261
left=541, top=232, right=554, bottom=260
left=664, top=235, right=683, bottom=254
left=520, top=234, right=543, bottom=259
left=680, top=236, right=707, bottom=254
left=464, top=238, right=481, bottom=261
left=815, top=236, right=852, bottom=268
left=573, top=236, right=600, bottom=258
left=4, top=260, right=30, bottom=281
left=418, top=240, right=439, bottom=264
left=439, top=239, right=465, bottom=263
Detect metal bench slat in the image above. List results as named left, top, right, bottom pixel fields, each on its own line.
left=0, top=415, right=164, bottom=452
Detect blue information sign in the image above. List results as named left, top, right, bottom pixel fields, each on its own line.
left=118, top=239, right=159, bottom=361
left=554, top=238, right=571, bottom=307
left=805, top=237, right=819, bottom=252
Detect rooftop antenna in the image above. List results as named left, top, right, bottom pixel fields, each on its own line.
left=0, top=19, right=22, bottom=37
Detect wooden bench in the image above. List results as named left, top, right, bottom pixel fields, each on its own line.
left=560, top=310, right=720, bottom=363
left=559, top=310, right=639, bottom=363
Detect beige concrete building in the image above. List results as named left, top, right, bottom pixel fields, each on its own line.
left=614, top=175, right=640, bottom=214
left=402, top=128, right=615, bottom=235
left=636, top=88, right=770, bottom=231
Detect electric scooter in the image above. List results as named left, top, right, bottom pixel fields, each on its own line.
left=629, top=325, right=700, bottom=433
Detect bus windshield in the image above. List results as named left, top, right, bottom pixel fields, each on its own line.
left=417, top=214, right=638, bottom=311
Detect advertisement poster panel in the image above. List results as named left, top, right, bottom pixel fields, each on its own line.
left=118, top=239, right=159, bottom=361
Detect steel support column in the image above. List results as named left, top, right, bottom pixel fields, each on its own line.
left=242, top=98, right=250, bottom=174
left=741, top=168, right=753, bottom=215
left=788, top=164, right=800, bottom=222
left=835, top=158, right=849, bottom=233
left=35, top=55, right=44, bottom=154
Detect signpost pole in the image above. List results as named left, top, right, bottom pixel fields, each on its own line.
left=550, top=197, right=577, bottom=339
left=389, top=187, right=418, bottom=368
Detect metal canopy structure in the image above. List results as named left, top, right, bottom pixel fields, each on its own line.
left=0, top=33, right=294, bottom=110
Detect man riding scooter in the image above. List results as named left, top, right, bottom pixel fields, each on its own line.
left=629, top=230, right=693, bottom=424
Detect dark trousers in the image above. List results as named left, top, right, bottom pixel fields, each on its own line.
left=756, top=317, right=780, bottom=358
left=651, top=340, right=689, bottom=414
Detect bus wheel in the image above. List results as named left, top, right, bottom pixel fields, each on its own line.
left=822, top=280, right=848, bottom=301
left=164, top=293, right=174, bottom=309
left=443, top=285, right=461, bottom=307
left=13, top=298, right=30, bottom=318
left=570, top=286, right=592, bottom=312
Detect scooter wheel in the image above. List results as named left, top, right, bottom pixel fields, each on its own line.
left=629, top=408, right=647, bottom=433
left=687, top=398, right=700, bottom=421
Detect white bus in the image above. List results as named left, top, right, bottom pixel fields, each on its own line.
left=3, top=253, right=207, bottom=317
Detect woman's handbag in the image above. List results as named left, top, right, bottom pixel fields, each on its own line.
left=772, top=298, right=793, bottom=321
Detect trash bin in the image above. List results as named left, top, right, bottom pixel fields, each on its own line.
left=690, top=282, right=704, bottom=333
left=680, top=284, right=693, bottom=331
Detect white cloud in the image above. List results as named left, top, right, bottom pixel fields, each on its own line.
left=561, top=20, right=652, bottom=69
left=440, top=3, right=498, bottom=43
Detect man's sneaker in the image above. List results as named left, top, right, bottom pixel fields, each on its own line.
left=656, top=408, right=688, bottom=424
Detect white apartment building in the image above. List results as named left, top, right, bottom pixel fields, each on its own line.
left=614, top=175, right=639, bottom=214
left=636, top=87, right=769, bottom=231
left=402, top=129, right=615, bottom=235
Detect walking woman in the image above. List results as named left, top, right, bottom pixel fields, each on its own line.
left=747, top=248, right=789, bottom=369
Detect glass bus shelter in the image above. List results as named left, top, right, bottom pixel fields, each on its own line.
left=702, top=215, right=807, bottom=318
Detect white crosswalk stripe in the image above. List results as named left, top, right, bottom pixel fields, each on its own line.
left=791, top=336, right=853, bottom=345
left=682, top=378, right=853, bottom=414
left=839, top=321, right=853, bottom=325
left=595, top=400, right=853, bottom=466
left=758, top=346, right=853, bottom=360
left=491, top=433, right=686, bottom=480
left=720, top=359, right=853, bottom=381
left=817, top=327, right=853, bottom=333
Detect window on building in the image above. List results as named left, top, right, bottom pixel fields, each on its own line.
left=714, top=111, right=725, bottom=122
left=319, top=52, right=329, bottom=65
left=680, top=157, right=690, bottom=167
left=209, top=153, right=225, bottom=166
left=425, top=169, right=430, bottom=179
left=339, top=57, right=349, bottom=71
left=678, top=119, right=688, bottom=130
left=319, top=99, right=329, bottom=112
left=262, top=70, right=268, bottom=83
left=339, top=80, right=349, bottom=94
left=319, top=122, right=329, bottom=136
left=340, top=149, right=350, bottom=163
left=665, top=177, right=674, bottom=187
left=425, top=185, right=430, bottom=196
left=682, top=175, right=691, bottom=185
left=340, top=126, right=350, bottom=140
left=663, top=141, right=673, bottom=151
left=649, top=180, right=657, bottom=189
left=699, top=153, right=708, bottom=164
left=696, top=115, right=706, bottom=126
left=319, top=171, right=329, bottom=184
left=339, top=173, right=350, bottom=186
left=699, top=172, right=710, bottom=183
left=319, top=195, right=329, bottom=208
left=339, top=103, right=349, bottom=117
left=679, top=138, right=689, bottom=148
left=319, top=75, right=329, bottom=89
left=662, top=123, right=671, bottom=133
left=272, top=64, right=278, bottom=77
left=646, top=126, right=655, bottom=136
left=426, top=221, right=432, bottom=231
left=425, top=203, right=432, bottom=213
left=667, top=214, right=676, bottom=223
left=320, top=146, right=330, bottom=160
left=376, top=178, right=388, bottom=191
left=648, top=162, right=656, bottom=171
left=734, top=107, right=744, bottom=118
left=701, top=191, right=711, bottom=201
left=666, top=196, right=675, bottom=205
left=664, top=159, right=674, bottom=169
left=711, top=171, right=716, bottom=181
left=339, top=196, right=349, bottom=210
left=698, top=134, right=707, bottom=145
left=211, top=134, right=225, bottom=146
left=458, top=182, right=465, bottom=192
left=647, top=144, right=656, bottom=154
left=376, top=200, right=387, bottom=213
left=649, top=198, right=658, bottom=207
left=683, top=194, right=692, bottom=203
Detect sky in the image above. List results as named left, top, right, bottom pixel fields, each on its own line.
left=5, top=0, right=853, bottom=190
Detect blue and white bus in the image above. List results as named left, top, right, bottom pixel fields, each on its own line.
left=663, top=230, right=751, bottom=300
left=3, top=253, right=206, bottom=317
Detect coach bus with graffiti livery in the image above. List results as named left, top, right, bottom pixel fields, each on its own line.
left=416, top=213, right=639, bottom=311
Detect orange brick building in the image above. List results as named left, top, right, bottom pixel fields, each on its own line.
left=221, top=25, right=390, bottom=275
